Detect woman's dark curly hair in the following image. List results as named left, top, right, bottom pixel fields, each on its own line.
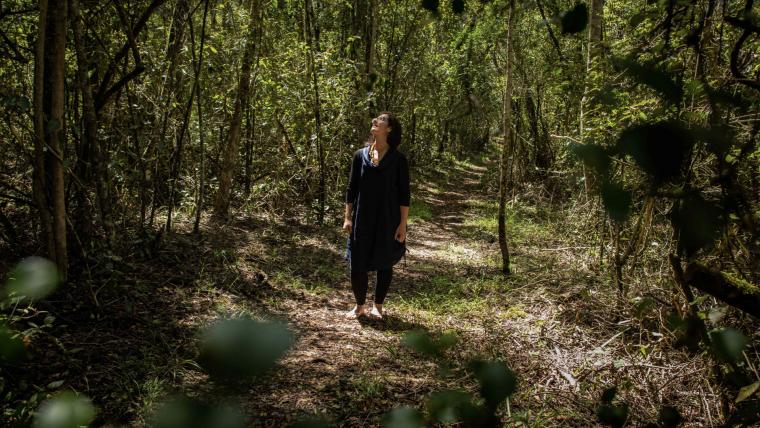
left=365, top=111, right=402, bottom=150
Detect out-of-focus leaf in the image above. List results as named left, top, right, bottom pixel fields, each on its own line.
left=198, top=317, right=294, bottom=380
left=451, top=0, right=465, bottom=14
left=710, top=328, right=747, bottom=363
left=470, top=360, right=517, bottom=408
left=560, top=3, right=588, bottom=35
left=5, top=256, right=60, bottom=301
left=403, top=330, right=456, bottom=358
left=151, top=397, right=245, bottom=428
left=618, top=122, right=693, bottom=184
left=381, top=406, right=424, bottom=428
left=601, top=386, right=617, bottom=404
left=693, top=124, right=735, bottom=157
left=33, top=392, right=96, bottom=428
left=675, top=193, right=722, bottom=256
left=571, top=143, right=611, bottom=176
left=0, top=327, right=25, bottom=364
left=667, top=313, right=702, bottom=352
left=612, top=57, right=683, bottom=104
left=601, top=182, right=632, bottom=223
left=290, top=415, right=332, bottom=428
left=597, top=402, right=628, bottom=428
left=421, top=0, right=440, bottom=13
left=658, top=405, right=682, bottom=428
left=426, top=390, right=472, bottom=423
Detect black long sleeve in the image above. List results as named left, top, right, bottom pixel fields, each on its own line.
left=345, top=150, right=362, bottom=203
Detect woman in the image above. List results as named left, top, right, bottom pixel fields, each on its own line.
left=343, top=112, right=410, bottom=320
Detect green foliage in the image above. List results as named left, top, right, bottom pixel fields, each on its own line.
left=709, top=328, right=748, bottom=364
left=198, top=317, right=294, bottom=380
left=33, top=393, right=96, bottom=428
left=596, top=386, right=628, bottom=428
left=469, top=360, right=517, bottom=408
left=392, top=331, right=517, bottom=426
left=382, top=407, right=424, bottom=428
left=560, top=3, right=589, bottom=35
left=403, top=329, right=457, bottom=359
left=4, top=257, right=60, bottom=302
left=617, top=122, right=693, bottom=185
left=601, top=181, right=632, bottom=223
left=150, top=396, right=245, bottom=428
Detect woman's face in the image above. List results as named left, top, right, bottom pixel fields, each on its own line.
left=370, top=114, right=391, bottom=137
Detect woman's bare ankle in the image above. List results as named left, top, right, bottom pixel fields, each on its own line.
left=370, top=304, right=383, bottom=319
left=345, top=304, right=367, bottom=319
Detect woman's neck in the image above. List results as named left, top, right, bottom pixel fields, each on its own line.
left=373, top=137, right=389, bottom=153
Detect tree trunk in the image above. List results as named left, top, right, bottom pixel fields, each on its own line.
left=579, top=0, right=604, bottom=197
left=40, top=0, right=69, bottom=281
left=71, top=0, right=115, bottom=247
left=497, top=0, right=515, bottom=275
left=33, top=0, right=55, bottom=262
left=214, top=0, right=258, bottom=220
left=193, top=0, right=210, bottom=233
left=304, top=0, right=325, bottom=224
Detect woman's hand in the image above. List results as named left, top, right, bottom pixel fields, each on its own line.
left=343, top=219, right=353, bottom=234
left=394, top=223, right=407, bottom=243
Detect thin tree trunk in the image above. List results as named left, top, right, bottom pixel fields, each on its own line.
left=71, top=0, right=115, bottom=247
left=193, top=0, right=210, bottom=233
left=579, top=0, right=604, bottom=198
left=305, top=0, right=325, bottom=224
left=42, top=0, right=69, bottom=281
left=33, top=0, right=54, bottom=261
left=214, top=0, right=258, bottom=219
left=498, top=0, right=515, bottom=275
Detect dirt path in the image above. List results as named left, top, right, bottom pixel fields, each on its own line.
left=175, top=153, right=714, bottom=426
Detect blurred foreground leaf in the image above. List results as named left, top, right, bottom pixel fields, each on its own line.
left=710, top=328, right=747, bottom=363
left=470, top=360, right=517, bottom=408
left=199, top=317, right=294, bottom=380
left=151, top=397, right=245, bottom=428
left=5, top=256, right=59, bottom=301
left=560, top=3, right=588, bottom=34
left=34, top=392, right=96, bottom=428
left=675, top=193, right=722, bottom=257
left=612, top=58, right=683, bottom=104
left=618, top=122, right=694, bottom=184
left=381, top=406, right=424, bottom=428
left=403, top=330, right=456, bottom=359
left=0, top=327, right=25, bottom=364
left=427, top=390, right=472, bottom=423
left=601, top=182, right=632, bottom=223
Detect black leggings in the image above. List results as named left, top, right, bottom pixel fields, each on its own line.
left=351, top=268, right=393, bottom=305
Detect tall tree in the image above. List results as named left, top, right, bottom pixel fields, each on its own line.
left=214, top=0, right=258, bottom=219
left=32, top=0, right=69, bottom=280
left=497, top=0, right=515, bottom=275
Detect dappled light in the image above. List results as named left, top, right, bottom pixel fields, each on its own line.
left=1, top=0, right=758, bottom=426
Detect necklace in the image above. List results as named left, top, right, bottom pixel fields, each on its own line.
left=370, top=142, right=386, bottom=165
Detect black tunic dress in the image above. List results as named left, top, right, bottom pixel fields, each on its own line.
left=345, top=145, right=410, bottom=272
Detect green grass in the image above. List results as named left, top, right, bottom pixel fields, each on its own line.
left=460, top=199, right=553, bottom=243
left=272, top=270, right=332, bottom=295
left=408, top=199, right=433, bottom=224
left=395, top=272, right=509, bottom=316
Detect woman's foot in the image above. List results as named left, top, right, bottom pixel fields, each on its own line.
left=369, top=304, right=383, bottom=320
left=345, top=304, right=367, bottom=320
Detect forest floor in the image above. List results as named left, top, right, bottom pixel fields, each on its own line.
left=8, top=149, right=723, bottom=427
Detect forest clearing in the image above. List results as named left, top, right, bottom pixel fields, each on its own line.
left=1, top=0, right=758, bottom=426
